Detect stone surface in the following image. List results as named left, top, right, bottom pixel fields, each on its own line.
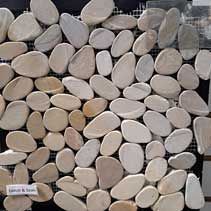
left=0, top=150, right=27, bottom=165
left=158, top=8, right=180, bottom=48
left=75, top=139, right=100, bottom=168
left=96, top=156, right=124, bottom=189
left=26, top=91, right=50, bottom=112
left=69, top=110, right=86, bottom=132
left=0, top=41, right=27, bottom=60
left=178, top=24, right=199, bottom=60
left=133, top=30, right=157, bottom=56
left=0, top=167, right=12, bottom=194
left=0, top=101, right=29, bottom=130
left=119, top=143, right=144, bottom=174
left=110, top=98, right=146, bottom=119
left=0, top=95, right=5, bottom=118
left=111, top=52, right=135, bottom=89
left=145, top=157, right=168, bottom=182
left=195, top=49, right=211, bottom=80
left=185, top=173, right=205, bottom=209
left=43, top=107, right=68, bottom=132
left=34, top=24, right=62, bottom=52
left=8, top=13, right=42, bottom=41
left=111, top=174, right=145, bottom=200
left=87, top=189, right=111, bottom=211
left=102, top=15, right=137, bottom=30
left=13, top=163, right=29, bottom=184
left=0, top=63, right=14, bottom=89
left=179, top=90, right=209, bottom=116
left=60, top=13, right=89, bottom=49
left=30, top=0, right=59, bottom=25
left=96, top=50, right=113, bottom=76
left=49, top=43, right=75, bottom=74
left=150, top=74, right=181, bottom=99
left=6, top=131, right=37, bottom=153
left=26, top=147, right=50, bottom=171
left=121, top=120, right=152, bottom=143
left=81, top=0, right=114, bottom=25
left=100, top=130, right=122, bottom=156
left=62, top=76, right=94, bottom=100
left=3, top=76, right=33, bottom=101
left=83, top=111, right=120, bottom=139
left=109, top=201, right=137, bottom=211
left=90, top=75, right=120, bottom=100
left=111, top=30, right=134, bottom=57
left=11, top=51, right=49, bottom=78
left=32, top=163, right=59, bottom=183
left=135, top=54, right=154, bottom=82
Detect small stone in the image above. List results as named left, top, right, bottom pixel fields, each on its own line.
left=185, top=173, right=205, bottom=209
left=35, top=76, right=64, bottom=94
left=11, top=51, right=49, bottom=78
left=0, top=101, right=29, bottom=130
left=64, top=127, right=84, bottom=151
left=111, top=174, right=145, bottom=200
left=8, top=13, right=42, bottom=41
left=109, top=201, right=137, bottom=211
left=68, top=45, right=95, bottom=79
left=62, top=76, right=94, bottom=100
left=83, top=111, right=120, bottom=139
left=166, top=107, right=191, bottom=129
left=54, top=191, right=87, bottom=211
left=96, top=156, right=124, bottom=189
left=0, top=150, right=27, bottom=165
left=133, top=30, right=157, bottom=56
left=90, top=75, right=120, bottom=100
left=50, top=94, right=81, bottom=111
left=56, top=149, right=75, bottom=173
left=3, top=76, right=34, bottom=101
left=168, top=152, right=197, bottom=170
left=87, top=190, right=111, bottom=211
left=0, top=95, right=5, bottom=118
left=74, top=167, right=97, bottom=189
left=100, top=130, right=122, bottom=156
left=145, top=140, right=166, bottom=160
left=69, top=110, right=86, bottom=132
left=43, top=107, right=68, bottom=132
left=83, top=98, right=108, bottom=118
left=30, top=0, right=59, bottom=25
left=49, top=43, right=75, bottom=74
left=0, top=41, right=27, bottom=60
left=177, top=64, right=199, bottom=90
left=43, top=132, right=65, bottom=151
left=34, top=24, right=62, bottom=52
left=26, top=91, right=50, bottom=112
left=32, top=163, right=59, bottom=183
left=195, top=49, right=211, bottom=80
left=178, top=24, right=199, bottom=60
left=119, top=143, right=144, bottom=174
left=13, top=163, right=29, bottom=184
left=111, top=30, right=134, bottom=57
left=121, top=120, right=152, bottom=143
left=155, top=48, right=183, bottom=75
left=150, top=74, right=181, bottom=98
left=158, top=8, right=180, bottom=48
left=102, top=15, right=137, bottom=30
left=179, top=90, right=209, bottom=116
left=0, top=63, right=14, bottom=89
left=0, top=167, right=12, bottom=194
left=75, top=139, right=100, bottom=168
left=60, top=13, right=89, bottom=49
left=56, top=176, right=86, bottom=197
left=112, top=52, right=135, bottom=89
left=96, top=50, right=113, bottom=76
left=26, top=147, right=50, bottom=171
left=135, top=54, right=154, bottom=82
left=145, top=157, right=168, bottom=182
left=138, top=8, right=166, bottom=31
left=89, top=28, right=115, bottom=49
left=110, top=98, right=146, bottom=119
left=6, top=131, right=37, bottom=153
left=81, top=0, right=114, bottom=25
left=123, top=82, right=151, bottom=100
left=135, top=185, right=159, bottom=208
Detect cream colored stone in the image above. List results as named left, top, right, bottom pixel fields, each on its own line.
left=0, top=95, right=5, bottom=118
left=109, top=201, right=137, bottom=211
left=13, top=163, right=29, bottom=184
left=69, top=110, right=86, bottom=132
left=0, top=63, right=14, bottom=89
left=0, top=167, right=12, bottom=194
left=0, top=150, right=27, bottom=165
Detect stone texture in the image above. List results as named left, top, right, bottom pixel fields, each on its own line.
left=0, top=63, right=14, bottom=89
left=109, top=201, right=137, bottom=211
left=0, top=167, right=12, bottom=194
left=13, top=163, right=29, bottom=184
left=0, top=95, right=5, bottom=118
left=0, top=150, right=27, bottom=165
left=69, top=110, right=86, bottom=132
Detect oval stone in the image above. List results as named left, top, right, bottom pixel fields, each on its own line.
left=0, top=95, right=5, bottom=118
left=0, top=167, right=12, bottom=194
left=13, top=163, right=29, bottom=184
left=69, top=110, right=86, bottom=132
left=0, top=63, right=14, bottom=89
left=109, top=201, right=137, bottom=211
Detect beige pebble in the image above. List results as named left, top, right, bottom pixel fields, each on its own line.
left=109, top=201, right=137, bottom=211
left=43, top=107, right=68, bottom=132
left=69, top=110, right=86, bottom=132
left=13, top=163, right=29, bottom=184
left=0, top=150, right=27, bottom=165
left=0, top=63, right=14, bottom=89
left=0, top=95, right=5, bottom=118
left=0, top=167, right=12, bottom=194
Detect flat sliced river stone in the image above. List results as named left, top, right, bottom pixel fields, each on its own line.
left=109, top=201, right=137, bottom=211
left=0, top=63, right=14, bottom=89
left=0, top=167, right=12, bottom=194
left=0, top=150, right=27, bottom=165
left=13, top=163, right=29, bottom=184
left=69, top=110, right=86, bottom=132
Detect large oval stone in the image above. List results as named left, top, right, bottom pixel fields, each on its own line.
left=0, top=63, right=14, bottom=89
left=0, top=150, right=27, bottom=165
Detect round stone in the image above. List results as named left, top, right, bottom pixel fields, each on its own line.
left=0, top=63, right=14, bottom=89
left=109, top=201, right=137, bottom=211
left=69, top=110, right=86, bottom=132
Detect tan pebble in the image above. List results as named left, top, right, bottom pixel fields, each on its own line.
left=13, top=163, right=29, bottom=184
left=109, top=201, right=137, bottom=211
left=69, top=110, right=86, bottom=132
left=0, top=95, right=5, bottom=118
left=0, top=167, right=12, bottom=194
left=0, top=63, right=14, bottom=89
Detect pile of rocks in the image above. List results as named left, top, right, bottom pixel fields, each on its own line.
left=0, top=0, right=210, bottom=210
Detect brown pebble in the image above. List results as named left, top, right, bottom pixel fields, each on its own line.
left=69, top=110, right=86, bottom=131
left=109, top=201, right=137, bottom=211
